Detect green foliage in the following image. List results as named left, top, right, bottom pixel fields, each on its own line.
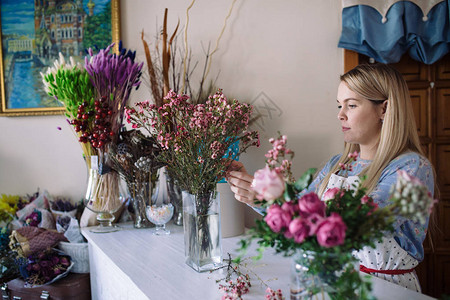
left=43, top=67, right=95, bottom=119
left=294, top=168, right=317, bottom=191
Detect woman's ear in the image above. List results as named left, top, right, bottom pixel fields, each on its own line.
left=380, top=100, right=388, bottom=120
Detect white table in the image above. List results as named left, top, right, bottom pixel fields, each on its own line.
left=81, top=223, right=435, bottom=300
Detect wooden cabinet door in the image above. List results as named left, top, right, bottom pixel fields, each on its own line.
left=345, top=50, right=450, bottom=298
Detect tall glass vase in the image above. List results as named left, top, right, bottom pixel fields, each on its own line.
left=182, top=191, right=222, bottom=272
left=85, top=170, right=124, bottom=233
left=166, top=173, right=183, bottom=226
left=84, top=154, right=125, bottom=233
left=127, top=177, right=159, bottom=229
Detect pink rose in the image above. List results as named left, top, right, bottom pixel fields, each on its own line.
left=298, top=192, right=325, bottom=217
left=315, top=213, right=347, bottom=247
left=264, top=204, right=292, bottom=233
left=288, top=218, right=310, bottom=243
left=306, top=213, right=325, bottom=235
left=281, top=201, right=298, bottom=216
left=252, top=166, right=285, bottom=202
left=322, top=187, right=344, bottom=201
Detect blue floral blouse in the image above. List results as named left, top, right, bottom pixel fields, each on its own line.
left=302, top=152, right=434, bottom=262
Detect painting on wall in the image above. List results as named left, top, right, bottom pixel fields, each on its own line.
left=0, top=0, right=120, bottom=116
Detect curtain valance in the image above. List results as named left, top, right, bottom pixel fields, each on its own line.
left=338, top=0, right=450, bottom=64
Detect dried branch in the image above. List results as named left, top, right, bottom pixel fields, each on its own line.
left=141, top=30, right=162, bottom=107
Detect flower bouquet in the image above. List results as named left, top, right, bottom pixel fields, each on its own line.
left=42, top=43, right=144, bottom=230
left=238, top=135, right=436, bottom=299
left=125, top=89, right=259, bottom=271
left=109, top=129, right=164, bottom=228
left=0, top=194, right=20, bottom=227
left=17, top=249, right=72, bottom=287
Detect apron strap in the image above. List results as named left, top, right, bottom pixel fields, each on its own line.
left=360, top=264, right=415, bottom=275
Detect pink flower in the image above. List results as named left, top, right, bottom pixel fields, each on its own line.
left=348, top=151, right=359, bottom=160
left=315, top=212, right=347, bottom=247
left=323, top=187, right=343, bottom=201
left=306, top=213, right=325, bottom=235
left=264, top=204, right=291, bottom=233
left=252, top=166, right=285, bottom=202
left=367, top=201, right=379, bottom=216
left=281, top=201, right=298, bottom=216
left=360, top=195, right=371, bottom=204
left=397, top=170, right=423, bottom=186
left=298, top=192, right=325, bottom=217
left=288, top=218, right=310, bottom=243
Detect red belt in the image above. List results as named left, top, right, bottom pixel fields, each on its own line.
left=360, top=265, right=415, bottom=275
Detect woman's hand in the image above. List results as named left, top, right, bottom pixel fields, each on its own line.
left=226, top=161, right=257, bottom=206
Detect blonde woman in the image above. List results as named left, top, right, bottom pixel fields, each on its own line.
left=227, top=63, right=436, bottom=292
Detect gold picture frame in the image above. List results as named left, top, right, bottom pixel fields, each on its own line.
left=0, top=0, right=120, bottom=116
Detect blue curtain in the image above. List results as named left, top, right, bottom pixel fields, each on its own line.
left=338, top=1, right=450, bottom=64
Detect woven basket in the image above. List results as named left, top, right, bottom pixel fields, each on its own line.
left=58, top=241, right=90, bottom=273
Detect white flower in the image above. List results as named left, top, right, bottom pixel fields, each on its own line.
left=391, top=170, right=435, bottom=225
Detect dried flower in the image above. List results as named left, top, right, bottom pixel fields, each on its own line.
left=50, top=198, right=77, bottom=212
left=265, top=287, right=284, bottom=300
left=0, top=194, right=20, bottom=224
left=126, top=89, right=259, bottom=196
left=19, top=250, right=71, bottom=286
left=24, top=210, right=41, bottom=227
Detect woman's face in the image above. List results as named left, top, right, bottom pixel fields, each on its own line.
left=336, top=82, right=385, bottom=150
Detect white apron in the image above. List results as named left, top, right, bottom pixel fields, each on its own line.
left=325, top=174, right=422, bottom=292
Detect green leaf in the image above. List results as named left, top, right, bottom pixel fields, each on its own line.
left=283, top=182, right=295, bottom=201
left=294, top=167, right=317, bottom=191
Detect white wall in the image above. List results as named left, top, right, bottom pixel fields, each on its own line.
left=0, top=0, right=344, bottom=224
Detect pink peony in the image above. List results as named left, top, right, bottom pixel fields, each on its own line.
left=322, top=187, right=344, bottom=201
left=252, top=166, right=285, bottom=202
left=306, top=213, right=325, bottom=235
left=298, top=192, right=326, bottom=217
left=264, top=204, right=292, bottom=233
left=288, top=218, right=310, bottom=243
left=281, top=201, right=298, bottom=216
left=316, top=212, right=347, bottom=247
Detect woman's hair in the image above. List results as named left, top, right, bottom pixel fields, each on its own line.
left=317, top=63, right=426, bottom=197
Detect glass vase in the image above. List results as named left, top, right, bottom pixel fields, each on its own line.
left=84, top=154, right=125, bottom=233
left=166, top=173, right=183, bottom=226
left=127, top=177, right=159, bottom=229
left=182, top=190, right=223, bottom=272
left=290, top=249, right=360, bottom=300
left=85, top=170, right=124, bottom=233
